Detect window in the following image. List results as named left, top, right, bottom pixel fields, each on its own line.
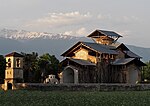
left=8, top=58, right=11, bottom=68
left=16, top=58, right=20, bottom=67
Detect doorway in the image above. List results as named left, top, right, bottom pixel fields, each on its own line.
left=7, top=83, right=12, bottom=90
left=63, top=67, right=75, bottom=83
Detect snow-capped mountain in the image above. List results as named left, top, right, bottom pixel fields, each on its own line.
left=0, top=28, right=79, bottom=40
left=0, top=28, right=150, bottom=62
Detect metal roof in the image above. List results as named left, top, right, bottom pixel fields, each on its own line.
left=69, top=58, right=96, bottom=66
left=100, top=30, right=122, bottom=37
left=61, top=41, right=118, bottom=57
left=124, top=50, right=141, bottom=58
left=82, top=42, right=118, bottom=54
left=87, top=30, right=122, bottom=38
left=111, top=58, right=135, bottom=65
left=110, top=43, right=141, bottom=58
left=110, top=43, right=129, bottom=50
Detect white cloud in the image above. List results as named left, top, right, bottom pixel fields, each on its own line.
left=63, top=31, right=73, bottom=35
left=25, top=11, right=92, bottom=28
left=76, top=27, right=87, bottom=36
left=118, top=30, right=131, bottom=37
left=97, top=14, right=141, bottom=24
left=63, top=27, right=88, bottom=36
left=24, top=12, right=142, bottom=38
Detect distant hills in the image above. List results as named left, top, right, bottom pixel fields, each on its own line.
left=0, top=29, right=150, bottom=62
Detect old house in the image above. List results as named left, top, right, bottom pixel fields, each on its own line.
left=61, top=30, right=146, bottom=84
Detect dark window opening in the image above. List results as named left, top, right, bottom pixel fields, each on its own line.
left=8, top=58, right=11, bottom=68
left=16, top=58, right=20, bottom=67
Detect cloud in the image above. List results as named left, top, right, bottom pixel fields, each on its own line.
left=97, top=14, right=141, bottom=24
left=63, top=27, right=88, bottom=36
left=24, top=12, right=141, bottom=38
left=76, top=27, right=87, bottom=36
left=118, top=30, right=131, bottom=37
left=25, top=12, right=92, bottom=28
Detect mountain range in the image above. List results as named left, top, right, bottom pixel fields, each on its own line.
left=0, top=28, right=150, bottom=62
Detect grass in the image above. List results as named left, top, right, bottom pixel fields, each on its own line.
left=0, top=90, right=150, bottom=106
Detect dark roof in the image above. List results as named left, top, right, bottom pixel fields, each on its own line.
left=61, top=58, right=96, bottom=66
left=69, top=58, right=96, bottom=66
left=5, top=52, right=23, bottom=57
left=110, top=43, right=129, bottom=50
left=87, top=30, right=122, bottom=38
left=124, top=50, right=141, bottom=58
left=82, top=42, right=118, bottom=54
left=61, top=41, right=118, bottom=57
left=111, top=43, right=141, bottom=58
left=111, top=58, right=146, bottom=66
left=111, top=58, right=135, bottom=65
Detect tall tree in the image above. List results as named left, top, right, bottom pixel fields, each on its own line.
left=21, top=52, right=39, bottom=82
left=142, top=61, right=150, bottom=81
left=38, top=53, right=60, bottom=82
left=0, top=55, right=6, bottom=84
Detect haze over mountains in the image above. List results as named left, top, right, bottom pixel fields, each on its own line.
left=0, top=29, right=150, bottom=62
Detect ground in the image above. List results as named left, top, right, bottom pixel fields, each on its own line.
left=0, top=90, right=150, bottom=106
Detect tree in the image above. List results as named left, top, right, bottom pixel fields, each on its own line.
left=38, top=53, right=60, bottom=82
left=21, top=52, right=40, bottom=82
left=0, top=55, right=6, bottom=84
left=142, top=61, right=150, bottom=81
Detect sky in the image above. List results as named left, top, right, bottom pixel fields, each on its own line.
left=0, top=0, right=150, bottom=47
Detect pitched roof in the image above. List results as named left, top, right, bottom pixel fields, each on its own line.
left=111, top=58, right=146, bottom=66
left=124, top=50, right=141, bottom=58
left=61, top=58, right=96, bottom=66
left=69, top=58, right=96, bottom=66
left=5, top=52, right=23, bottom=57
left=110, top=43, right=129, bottom=50
left=111, top=58, right=135, bottom=65
left=87, top=30, right=122, bottom=38
left=82, top=42, right=118, bottom=54
left=110, top=43, right=141, bottom=58
left=61, top=41, right=118, bottom=57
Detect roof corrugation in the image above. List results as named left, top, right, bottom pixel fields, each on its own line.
left=111, top=58, right=135, bottom=65
left=82, top=42, right=118, bottom=54
left=68, top=58, right=96, bottom=66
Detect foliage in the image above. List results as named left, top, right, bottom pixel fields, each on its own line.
left=38, top=53, right=60, bottom=82
left=0, top=55, right=6, bottom=83
left=21, top=52, right=40, bottom=82
left=22, top=52, right=60, bottom=83
left=0, top=90, right=150, bottom=106
left=0, top=52, right=60, bottom=83
left=142, top=61, right=150, bottom=81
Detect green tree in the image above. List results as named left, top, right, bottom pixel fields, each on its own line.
left=142, top=61, right=150, bottom=81
left=21, top=52, right=40, bottom=82
left=0, top=55, right=6, bottom=84
left=38, top=53, right=60, bottom=82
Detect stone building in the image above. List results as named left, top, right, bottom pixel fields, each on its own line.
left=3, top=52, right=24, bottom=90
left=60, top=29, right=146, bottom=84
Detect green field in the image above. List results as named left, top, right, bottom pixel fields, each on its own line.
left=0, top=90, right=150, bottom=106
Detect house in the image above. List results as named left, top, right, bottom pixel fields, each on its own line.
left=60, top=29, right=146, bottom=84
left=44, top=74, right=59, bottom=84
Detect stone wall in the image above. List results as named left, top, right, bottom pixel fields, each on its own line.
left=15, top=83, right=150, bottom=91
